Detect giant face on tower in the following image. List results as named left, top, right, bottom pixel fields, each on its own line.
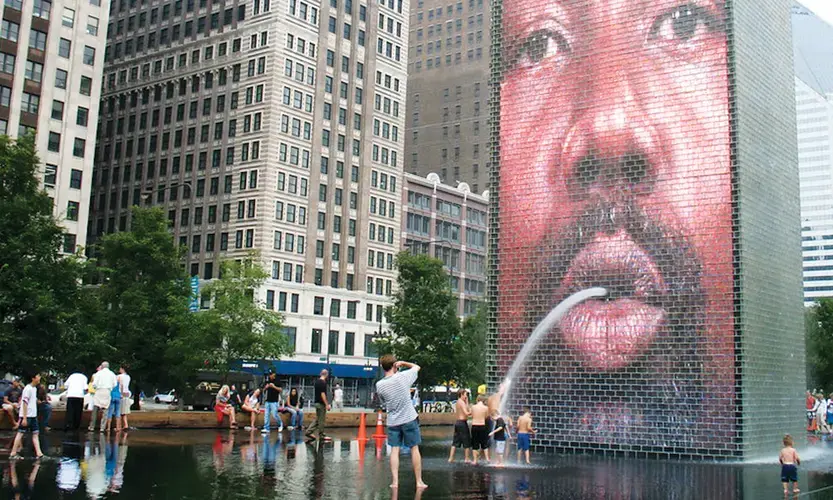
left=496, top=0, right=734, bottom=449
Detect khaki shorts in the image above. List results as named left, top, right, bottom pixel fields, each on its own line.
left=121, top=397, right=132, bottom=415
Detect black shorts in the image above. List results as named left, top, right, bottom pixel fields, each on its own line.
left=452, top=420, right=471, bottom=448
left=471, top=424, right=489, bottom=450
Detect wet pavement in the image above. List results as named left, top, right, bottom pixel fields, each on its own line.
left=3, top=428, right=833, bottom=499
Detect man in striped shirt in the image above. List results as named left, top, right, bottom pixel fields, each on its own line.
left=375, top=354, right=427, bottom=491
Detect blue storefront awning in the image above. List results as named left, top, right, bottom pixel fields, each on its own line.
left=233, top=359, right=378, bottom=379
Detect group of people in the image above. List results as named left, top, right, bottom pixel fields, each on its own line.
left=4, top=361, right=131, bottom=460
left=213, top=370, right=331, bottom=443
left=2, top=378, right=52, bottom=435
left=448, top=384, right=535, bottom=466
left=805, top=390, right=833, bottom=434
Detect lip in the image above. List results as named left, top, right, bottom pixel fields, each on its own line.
left=557, top=230, right=668, bottom=370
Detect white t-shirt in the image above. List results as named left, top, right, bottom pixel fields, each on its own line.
left=246, top=394, right=259, bottom=407
left=334, top=388, right=344, bottom=402
left=375, top=369, right=419, bottom=428
left=65, top=373, right=88, bottom=399
left=818, top=398, right=828, bottom=416
left=21, top=384, right=38, bottom=418
left=118, top=373, right=132, bottom=398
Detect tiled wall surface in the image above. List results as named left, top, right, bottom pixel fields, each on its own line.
left=487, top=0, right=804, bottom=459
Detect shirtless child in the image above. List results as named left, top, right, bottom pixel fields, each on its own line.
left=448, top=389, right=472, bottom=463
left=779, top=434, right=801, bottom=495
left=471, top=396, right=491, bottom=463
left=516, top=408, right=535, bottom=465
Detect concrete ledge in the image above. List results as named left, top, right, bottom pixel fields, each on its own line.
left=1, top=409, right=456, bottom=430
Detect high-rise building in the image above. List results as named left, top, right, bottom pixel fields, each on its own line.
left=2, top=0, right=109, bottom=253
left=403, top=0, right=488, bottom=190
left=88, top=0, right=409, bottom=395
left=793, top=2, right=833, bottom=304
left=402, top=172, right=486, bottom=316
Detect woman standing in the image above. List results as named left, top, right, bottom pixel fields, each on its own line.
left=215, top=385, right=237, bottom=429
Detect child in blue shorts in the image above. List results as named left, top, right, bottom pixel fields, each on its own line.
left=515, top=407, right=535, bottom=465
left=779, top=434, right=800, bottom=495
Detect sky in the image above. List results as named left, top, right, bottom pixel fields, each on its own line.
left=799, top=0, right=833, bottom=25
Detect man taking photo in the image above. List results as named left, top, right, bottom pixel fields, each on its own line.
left=375, top=355, right=427, bottom=491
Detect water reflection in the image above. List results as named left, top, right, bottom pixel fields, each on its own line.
left=4, top=430, right=833, bottom=499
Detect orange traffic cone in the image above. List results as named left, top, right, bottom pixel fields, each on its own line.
left=357, top=412, right=369, bottom=442
left=371, top=410, right=386, bottom=438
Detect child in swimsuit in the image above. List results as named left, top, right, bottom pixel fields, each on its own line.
left=779, top=434, right=801, bottom=495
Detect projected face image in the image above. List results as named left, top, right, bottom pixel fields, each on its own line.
left=497, top=0, right=734, bottom=446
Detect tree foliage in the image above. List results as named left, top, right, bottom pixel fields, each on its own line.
left=176, top=255, right=289, bottom=378
left=455, top=303, right=487, bottom=389
left=96, top=207, right=192, bottom=390
left=0, top=135, right=105, bottom=374
left=380, top=252, right=461, bottom=389
left=807, top=299, right=833, bottom=391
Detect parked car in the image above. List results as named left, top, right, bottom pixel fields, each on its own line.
left=47, top=390, right=93, bottom=409
left=184, top=371, right=258, bottom=411
left=154, top=390, right=177, bottom=404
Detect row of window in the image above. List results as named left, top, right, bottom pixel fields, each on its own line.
left=320, top=157, right=362, bottom=183
left=326, top=15, right=366, bottom=46
left=314, top=212, right=357, bottom=237
left=366, top=275, right=393, bottom=296
left=367, top=249, right=394, bottom=270
left=413, top=48, right=484, bottom=71
left=368, top=222, right=395, bottom=245
left=314, top=240, right=355, bottom=264
left=368, top=196, right=396, bottom=219
left=376, top=37, right=403, bottom=62
left=287, top=0, right=319, bottom=25
left=96, top=154, right=242, bottom=190
left=273, top=230, right=306, bottom=254
left=286, top=33, right=315, bottom=59
left=270, top=260, right=304, bottom=283
left=105, top=5, right=246, bottom=61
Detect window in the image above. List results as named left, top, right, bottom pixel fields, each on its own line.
left=345, top=332, right=355, bottom=356
left=311, top=329, right=322, bottom=353
left=51, top=100, right=63, bottom=120
left=23, top=59, right=43, bottom=82
left=33, top=0, right=49, bottom=18
left=55, top=69, right=68, bottom=89
left=87, top=15, right=99, bottom=35
left=21, top=93, right=39, bottom=114
left=80, top=77, right=92, bottom=96
left=62, top=7, right=74, bottom=27
left=83, top=46, right=96, bottom=65
left=47, top=132, right=60, bottom=152
left=29, top=30, right=47, bottom=51
left=1, top=20, right=19, bottom=42
left=328, top=330, right=339, bottom=355
left=59, top=38, right=71, bottom=58
left=0, top=53, right=13, bottom=74
left=38, top=166, right=61, bottom=193
left=77, top=107, right=89, bottom=126
left=313, top=297, right=324, bottom=315
left=70, top=169, right=82, bottom=189
left=73, top=138, right=86, bottom=158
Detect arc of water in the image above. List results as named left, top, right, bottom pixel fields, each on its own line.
left=497, top=287, right=608, bottom=416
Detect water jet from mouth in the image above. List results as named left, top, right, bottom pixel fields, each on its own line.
left=498, top=287, right=608, bottom=416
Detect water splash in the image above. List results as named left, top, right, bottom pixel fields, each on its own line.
left=498, top=287, right=608, bottom=416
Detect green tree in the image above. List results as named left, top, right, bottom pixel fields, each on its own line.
left=179, top=255, right=290, bottom=378
left=0, top=135, right=104, bottom=374
left=455, top=302, right=487, bottom=389
left=807, top=299, right=833, bottom=391
left=379, top=252, right=461, bottom=389
left=96, top=206, right=192, bottom=394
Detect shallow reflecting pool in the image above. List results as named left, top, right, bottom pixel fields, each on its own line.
left=3, top=428, right=833, bottom=499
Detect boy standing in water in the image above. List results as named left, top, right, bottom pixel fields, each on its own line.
left=448, top=389, right=472, bottom=463
left=516, top=408, right=535, bottom=465
left=488, top=409, right=511, bottom=465
left=779, top=434, right=801, bottom=495
left=9, top=373, right=44, bottom=459
left=470, top=396, right=491, bottom=463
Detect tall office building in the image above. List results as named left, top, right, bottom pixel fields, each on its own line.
left=402, top=172, right=487, bottom=316
left=403, top=0, right=488, bottom=191
left=1, top=0, right=108, bottom=253
left=793, top=2, right=833, bottom=303
left=88, top=0, right=408, bottom=396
